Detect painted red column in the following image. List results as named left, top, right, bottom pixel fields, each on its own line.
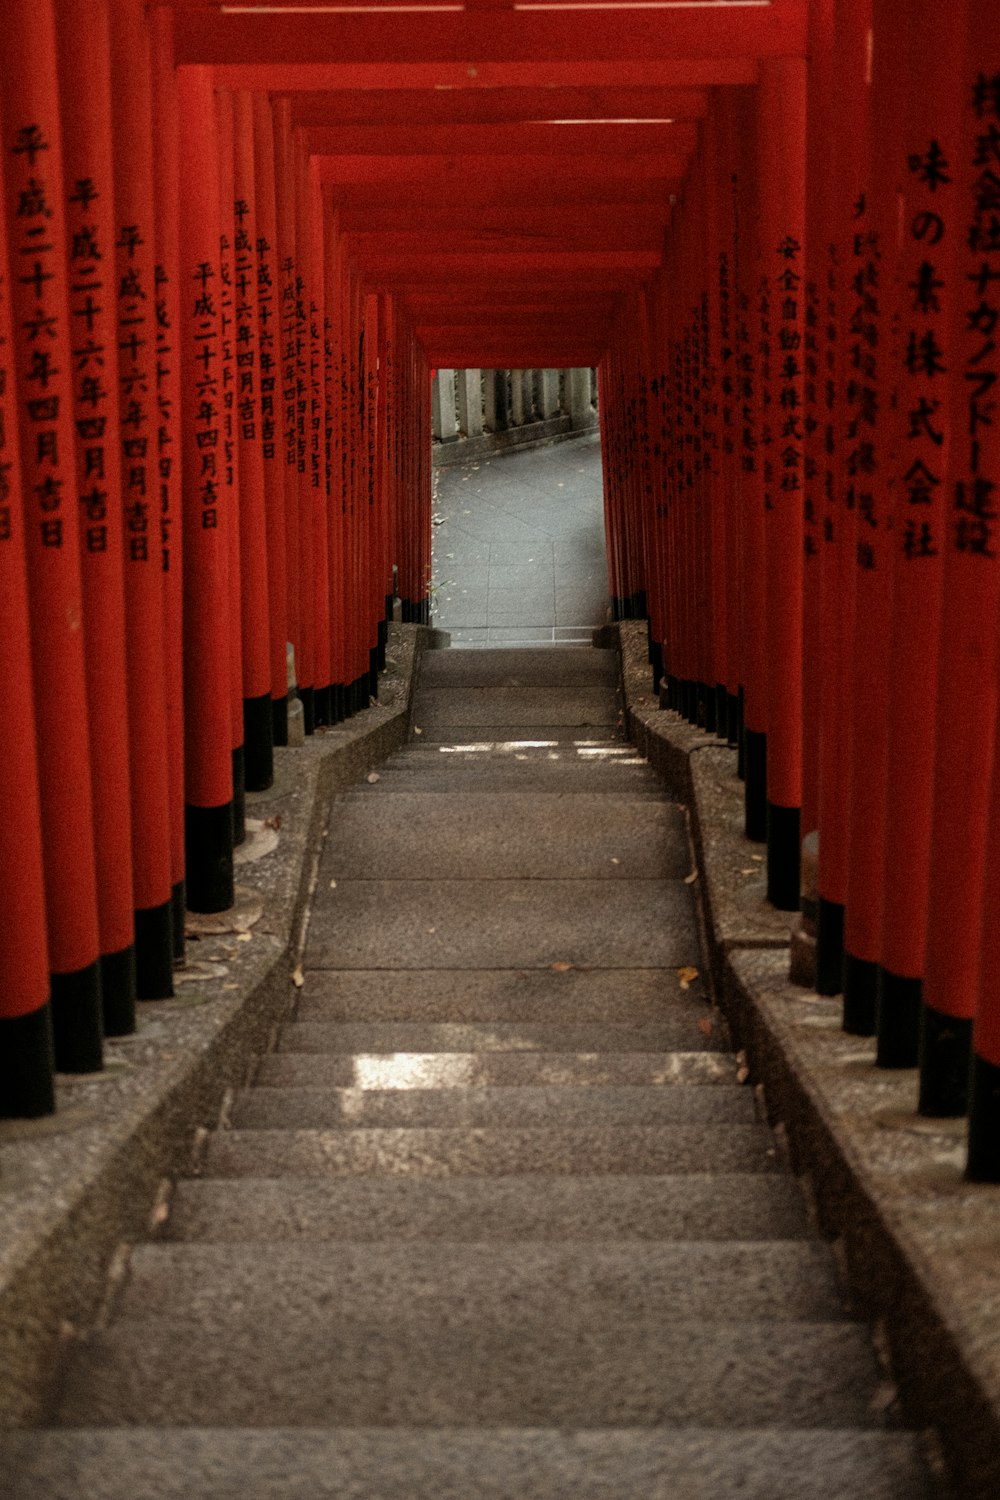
left=149, top=4, right=187, bottom=962
left=293, top=134, right=316, bottom=730
left=273, top=98, right=301, bottom=725
left=55, top=0, right=136, bottom=1031
left=109, top=0, right=175, bottom=997
left=252, top=94, right=288, bottom=747
left=233, top=89, right=274, bottom=790
left=0, top=124, right=55, bottom=1116
left=2, top=0, right=104, bottom=1071
left=306, top=154, right=331, bottom=726
left=177, top=65, right=233, bottom=914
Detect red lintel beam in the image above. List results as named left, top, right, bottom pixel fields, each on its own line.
left=212, top=60, right=758, bottom=91
left=288, top=86, right=709, bottom=127
left=313, top=153, right=687, bottom=186
left=351, top=249, right=660, bottom=274
left=342, top=226, right=666, bottom=254
left=172, top=8, right=807, bottom=68
left=326, top=176, right=677, bottom=209
left=301, top=120, right=699, bottom=157
left=335, top=201, right=671, bottom=234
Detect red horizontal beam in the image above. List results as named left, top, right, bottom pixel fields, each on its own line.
left=334, top=200, right=670, bottom=233
left=314, top=153, right=685, bottom=185
left=288, top=85, right=709, bottom=127
left=342, top=225, right=665, bottom=254
left=326, top=175, right=676, bottom=210
left=302, top=120, right=699, bottom=157
left=211, top=59, right=758, bottom=90
left=173, top=8, right=807, bottom=67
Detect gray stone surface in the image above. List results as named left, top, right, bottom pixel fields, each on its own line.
left=0, top=1428, right=934, bottom=1500
left=414, top=685, right=619, bottom=727
left=295, top=967, right=713, bottom=1024
left=229, top=1084, right=757, bottom=1130
left=306, top=879, right=700, bottom=970
left=52, top=1317, right=880, bottom=1427
left=419, top=646, right=616, bottom=688
left=255, top=1050, right=738, bottom=1090
left=164, top=1174, right=811, bottom=1244
left=202, top=1125, right=781, bottom=1179
left=367, top=758, right=662, bottom=794
left=279, top=1019, right=719, bottom=1055
left=322, top=792, right=689, bottom=880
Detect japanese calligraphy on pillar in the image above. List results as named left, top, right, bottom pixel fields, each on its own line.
left=66, top=175, right=111, bottom=558
left=257, top=229, right=276, bottom=460
left=116, top=220, right=152, bottom=563
left=280, top=254, right=298, bottom=476
left=757, top=272, right=774, bottom=508
left=718, top=250, right=735, bottom=463
left=803, top=264, right=821, bottom=557
left=234, top=197, right=259, bottom=448
left=846, top=196, right=881, bottom=568
left=898, top=135, right=952, bottom=560
left=955, top=72, right=1000, bottom=557
left=154, top=262, right=174, bottom=571
left=822, top=244, right=839, bottom=545
left=309, top=295, right=321, bottom=493
left=219, top=226, right=236, bottom=491
left=191, top=259, right=219, bottom=529
left=775, top=237, right=803, bottom=515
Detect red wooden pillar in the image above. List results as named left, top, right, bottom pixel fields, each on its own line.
left=293, top=134, right=316, bottom=731
left=273, top=98, right=302, bottom=725
left=233, top=89, right=274, bottom=789
left=876, top=0, right=961, bottom=1066
left=55, top=0, right=136, bottom=1031
left=0, top=128, right=54, bottom=1115
left=216, top=89, right=246, bottom=840
left=109, top=0, right=175, bottom=997
left=149, top=5, right=187, bottom=961
left=324, top=201, right=347, bottom=719
left=252, top=94, right=288, bottom=748
left=2, top=0, right=104, bottom=1071
left=177, top=65, right=233, bottom=913
left=306, top=154, right=331, bottom=726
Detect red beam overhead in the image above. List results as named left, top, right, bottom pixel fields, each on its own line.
left=210, top=59, right=758, bottom=90
left=172, top=8, right=807, bottom=68
left=327, top=175, right=677, bottom=209
left=313, top=154, right=686, bottom=186
left=301, top=120, right=699, bottom=157
left=288, top=85, right=710, bottom=126
left=343, top=227, right=664, bottom=254
left=334, top=201, right=672, bottom=233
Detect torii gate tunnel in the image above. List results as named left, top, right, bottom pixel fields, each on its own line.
left=2, top=0, right=1000, bottom=1178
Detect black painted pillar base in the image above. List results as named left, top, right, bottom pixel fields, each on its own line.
left=99, top=944, right=137, bottom=1038
left=744, top=729, right=767, bottom=843
left=842, top=950, right=878, bottom=1036
left=650, top=641, right=663, bottom=694
left=172, top=880, right=186, bottom=966
left=50, top=962, right=103, bottom=1073
left=875, top=969, right=922, bottom=1069
left=135, top=901, right=174, bottom=1001
left=816, top=897, right=845, bottom=996
left=333, top=684, right=346, bottom=724
left=355, top=674, right=370, bottom=711
left=0, top=1005, right=55, bottom=1117
left=918, top=1002, right=973, bottom=1117
left=715, top=684, right=728, bottom=740
left=683, top=679, right=698, bottom=724
left=185, top=802, right=235, bottom=915
left=737, top=687, right=746, bottom=779
left=727, top=691, right=740, bottom=748
left=314, top=685, right=332, bottom=729
left=766, top=802, right=800, bottom=912
left=369, top=646, right=379, bottom=699
left=966, top=1053, right=1000, bottom=1180
left=243, top=693, right=275, bottom=791
left=271, top=693, right=289, bottom=749
left=632, top=589, right=647, bottom=619
left=232, top=746, right=246, bottom=846
left=704, top=683, right=718, bottom=734
left=300, top=685, right=316, bottom=737
left=610, top=596, right=626, bottom=621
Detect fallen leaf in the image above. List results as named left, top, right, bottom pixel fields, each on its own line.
left=236, top=932, right=252, bottom=943
left=264, top=814, right=283, bottom=831
left=697, top=1017, right=713, bottom=1037
left=684, top=870, right=698, bottom=884
left=291, top=966, right=305, bottom=989
left=735, top=1048, right=750, bottom=1084
left=751, top=853, right=764, bottom=862
left=740, top=867, right=756, bottom=876
left=329, top=879, right=337, bottom=889
left=367, top=771, right=380, bottom=784
left=550, top=961, right=574, bottom=972
left=413, top=727, right=423, bottom=735
left=610, top=857, right=620, bottom=866
left=677, top=965, right=699, bottom=990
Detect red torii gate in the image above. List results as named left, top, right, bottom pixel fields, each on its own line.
left=5, top=0, right=1000, bottom=1183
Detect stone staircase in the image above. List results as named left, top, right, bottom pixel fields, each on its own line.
left=4, top=646, right=935, bottom=1497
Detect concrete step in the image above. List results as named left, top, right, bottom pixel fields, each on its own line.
left=413, top=685, right=619, bottom=728
left=254, top=1049, right=738, bottom=1089
left=228, top=1084, right=758, bottom=1131
left=418, top=646, right=618, bottom=687
left=294, top=967, right=713, bottom=1024
left=322, top=792, right=690, bottom=880
left=164, top=1172, right=812, bottom=1244
left=53, top=1313, right=882, bottom=1428
left=277, top=1019, right=720, bottom=1054
left=113, top=1241, right=851, bottom=1326
left=409, top=721, right=624, bottom=744
left=0, top=1428, right=936, bottom=1500
left=363, top=759, right=660, bottom=794
left=304, top=879, right=700, bottom=970
left=201, top=1124, right=781, bottom=1178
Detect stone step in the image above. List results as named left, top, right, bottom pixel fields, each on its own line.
left=294, top=968, right=712, bottom=1025
left=201, top=1124, right=781, bottom=1179
left=229, top=1084, right=758, bottom=1131
left=304, top=879, right=700, bottom=970
left=53, top=1313, right=882, bottom=1428
left=254, top=1050, right=737, bottom=1090
left=362, top=759, right=661, bottom=794
left=418, top=646, right=617, bottom=687
left=0, top=1428, right=935, bottom=1500
left=413, top=685, right=619, bottom=728
left=409, top=722, right=624, bottom=744
left=164, top=1172, right=812, bottom=1244
left=277, top=1019, right=719, bottom=1055
left=322, top=792, right=689, bottom=880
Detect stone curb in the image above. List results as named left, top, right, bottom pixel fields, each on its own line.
left=432, top=415, right=598, bottom=469
left=615, top=618, right=998, bottom=1500
left=0, top=624, right=432, bottom=1426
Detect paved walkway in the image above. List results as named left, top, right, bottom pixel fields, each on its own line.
left=6, top=646, right=932, bottom=1498
left=431, top=431, right=607, bottom=646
